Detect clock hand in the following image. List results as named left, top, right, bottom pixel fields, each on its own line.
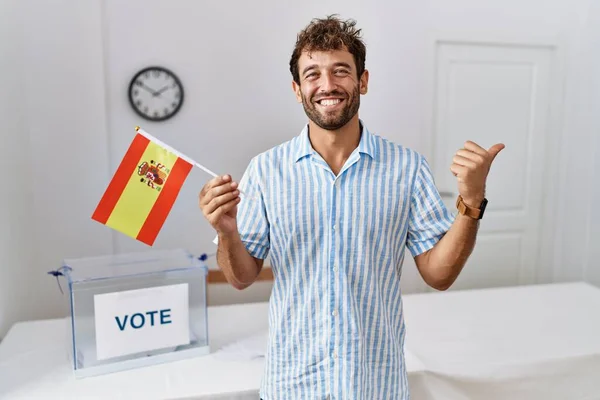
left=153, top=86, right=170, bottom=97
left=139, top=83, right=159, bottom=96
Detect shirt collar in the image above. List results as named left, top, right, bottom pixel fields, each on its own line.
left=294, top=119, right=377, bottom=163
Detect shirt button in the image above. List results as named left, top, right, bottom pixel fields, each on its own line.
left=333, top=352, right=338, bottom=359
left=333, top=266, right=338, bottom=272
left=332, top=310, right=338, bottom=317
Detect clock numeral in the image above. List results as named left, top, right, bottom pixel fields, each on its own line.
left=144, top=106, right=149, bottom=114
left=133, top=89, right=139, bottom=96
left=135, top=80, right=143, bottom=87
left=153, top=111, right=159, bottom=118
left=144, top=72, right=149, bottom=79
left=136, top=100, right=142, bottom=107
left=171, top=83, right=177, bottom=89
left=164, top=108, right=170, bottom=115
left=171, top=102, right=177, bottom=109
left=175, top=92, right=180, bottom=99
left=153, top=70, right=160, bottom=78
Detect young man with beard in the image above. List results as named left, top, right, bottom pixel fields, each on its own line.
left=199, top=15, right=504, bottom=400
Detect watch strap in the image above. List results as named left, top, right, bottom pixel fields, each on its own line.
left=456, top=195, right=483, bottom=219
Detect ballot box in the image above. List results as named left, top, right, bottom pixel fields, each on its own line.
left=58, top=248, right=209, bottom=378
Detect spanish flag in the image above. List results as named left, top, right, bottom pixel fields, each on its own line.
left=92, top=127, right=193, bottom=246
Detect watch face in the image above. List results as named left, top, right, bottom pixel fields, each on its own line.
left=479, top=198, right=488, bottom=219
left=128, top=66, right=184, bottom=121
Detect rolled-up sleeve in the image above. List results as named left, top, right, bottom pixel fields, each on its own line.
left=213, top=157, right=270, bottom=260
left=406, top=156, right=455, bottom=257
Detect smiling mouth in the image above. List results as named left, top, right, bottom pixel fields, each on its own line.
left=316, top=98, right=344, bottom=107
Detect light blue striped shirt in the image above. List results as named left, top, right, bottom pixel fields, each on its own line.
left=233, top=120, right=455, bottom=400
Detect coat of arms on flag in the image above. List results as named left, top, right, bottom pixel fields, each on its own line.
left=92, top=127, right=195, bottom=246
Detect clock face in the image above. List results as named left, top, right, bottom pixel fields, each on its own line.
left=128, top=66, right=184, bottom=121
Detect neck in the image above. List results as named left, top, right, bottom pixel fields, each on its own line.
left=308, top=116, right=361, bottom=176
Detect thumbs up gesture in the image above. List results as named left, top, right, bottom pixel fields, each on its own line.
left=450, top=141, right=505, bottom=207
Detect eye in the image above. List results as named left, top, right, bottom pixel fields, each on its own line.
left=335, top=69, right=350, bottom=75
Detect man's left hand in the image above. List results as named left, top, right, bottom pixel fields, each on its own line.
left=450, top=141, right=505, bottom=207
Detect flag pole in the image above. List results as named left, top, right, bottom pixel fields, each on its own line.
left=135, top=126, right=251, bottom=199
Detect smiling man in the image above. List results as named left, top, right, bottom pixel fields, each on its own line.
left=199, top=14, right=504, bottom=400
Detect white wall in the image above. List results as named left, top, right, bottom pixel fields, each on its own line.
left=550, top=0, right=600, bottom=284
left=1, top=0, right=599, bottom=337
left=0, top=0, right=113, bottom=339
left=0, top=0, right=33, bottom=340
left=583, top=0, right=600, bottom=287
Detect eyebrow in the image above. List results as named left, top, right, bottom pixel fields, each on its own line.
left=301, top=62, right=353, bottom=77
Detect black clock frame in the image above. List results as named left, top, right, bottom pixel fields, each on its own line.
left=128, top=66, right=184, bottom=122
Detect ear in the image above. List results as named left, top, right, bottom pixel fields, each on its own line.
left=292, top=80, right=302, bottom=103
left=359, top=69, right=369, bottom=95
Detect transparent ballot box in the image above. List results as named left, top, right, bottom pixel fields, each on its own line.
left=59, top=248, right=209, bottom=378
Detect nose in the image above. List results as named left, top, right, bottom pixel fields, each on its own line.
left=319, top=73, right=336, bottom=93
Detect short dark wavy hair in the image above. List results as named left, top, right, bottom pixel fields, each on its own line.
left=289, top=15, right=366, bottom=85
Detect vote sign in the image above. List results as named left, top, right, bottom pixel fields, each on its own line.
left=94, top=283, right=190, bottom=360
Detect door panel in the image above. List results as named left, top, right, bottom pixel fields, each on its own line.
left=432, top=41, right=555, bottom=290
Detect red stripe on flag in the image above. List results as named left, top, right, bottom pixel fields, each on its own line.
left=92, top=133, right=150, bottom=224
left=136, top=157, right=193, bottom=245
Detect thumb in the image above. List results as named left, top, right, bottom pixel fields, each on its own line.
left=488, top=143, right=505, bottom=162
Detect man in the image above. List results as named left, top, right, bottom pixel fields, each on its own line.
left=199, top=15, right=504, bottom=400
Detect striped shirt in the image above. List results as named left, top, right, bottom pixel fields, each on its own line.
left=231, top=120, right=455, bottom=399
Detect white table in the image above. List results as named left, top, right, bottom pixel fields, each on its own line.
left=402, top=282, right=600, bottom=400
left=0, top=302, right=270, bottom=399
left=1, top=282, right=599, bottom=399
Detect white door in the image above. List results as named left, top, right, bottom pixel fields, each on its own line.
left=430, top=40, right=558, bottom=291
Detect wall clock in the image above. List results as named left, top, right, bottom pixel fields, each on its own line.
left=128, top=66, right=184, bottom=121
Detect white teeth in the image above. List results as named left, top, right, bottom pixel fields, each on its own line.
left=320, top=99, right=341, bottom=106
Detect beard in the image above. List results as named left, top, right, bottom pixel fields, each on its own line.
left=301, top=85, right=360, bottom=131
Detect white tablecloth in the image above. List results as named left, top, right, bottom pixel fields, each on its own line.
left=0, top=302, right=270, bottom=399
left=1, top=282, right=599, bottom=399
left=402, top=282, right=600, bottom=400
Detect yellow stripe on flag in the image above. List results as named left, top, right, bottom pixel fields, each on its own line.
left=105, top=139, right=180, bottom=239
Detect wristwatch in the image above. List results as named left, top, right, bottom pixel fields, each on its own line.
left=456, top=195, right=488, bottom=220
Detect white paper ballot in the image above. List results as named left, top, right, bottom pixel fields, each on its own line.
left=213, top=330, right=268, bottom=361
left=94, top=283, right=190, bottom=360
